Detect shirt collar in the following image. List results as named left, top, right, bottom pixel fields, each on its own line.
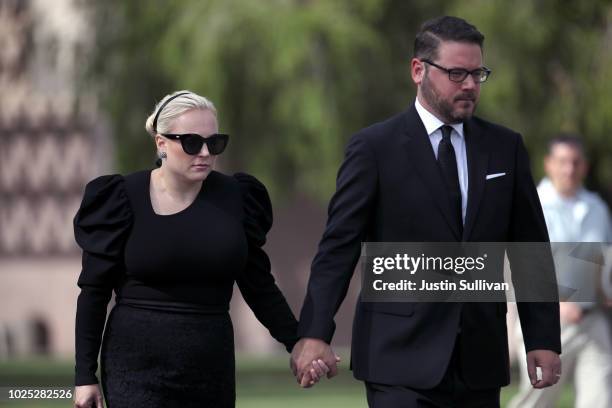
left=414, top=98, right=464, bottom=139
left=538, top=177, right=588, bottom=205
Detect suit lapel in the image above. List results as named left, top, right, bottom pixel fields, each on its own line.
left=400, top=105, right=462, bottom=240
left=463, top=119, right=489, bottom=241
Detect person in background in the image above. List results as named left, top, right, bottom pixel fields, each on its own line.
left=509, top=134, right=612, bottom=408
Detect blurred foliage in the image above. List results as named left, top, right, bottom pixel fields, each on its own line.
left=83, top=0, right=612, bottom=203
left=452, top=0, right=612, bottom=197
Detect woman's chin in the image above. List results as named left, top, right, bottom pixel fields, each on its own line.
left=187, top=167, right=211, bottom=181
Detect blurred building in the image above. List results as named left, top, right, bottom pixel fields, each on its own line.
left=0, top=0, right=106, bottom=359
left=0, top=0, right=359, bottom=361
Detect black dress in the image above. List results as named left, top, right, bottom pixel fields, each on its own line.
left=74, top=170, right=298, bottom=407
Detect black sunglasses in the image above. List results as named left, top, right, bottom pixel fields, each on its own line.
left=162, top=133, right=229, bottom=155
left=421, top=59, right=491, bottom=83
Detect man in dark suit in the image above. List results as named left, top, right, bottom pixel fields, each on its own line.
left=290, top=16, right=562, bottom=407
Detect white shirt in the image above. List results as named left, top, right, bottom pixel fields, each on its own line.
left=538, top=177, right=612, bottom=306
left=538, top=178, right=612, bottom=243
left=414, top=98, right=469, bottom=223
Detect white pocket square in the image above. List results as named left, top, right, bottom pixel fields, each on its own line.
left=486, top=172, right=506, bottom=180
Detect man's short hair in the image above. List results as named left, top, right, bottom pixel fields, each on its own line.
left=414, top=16, right=484, bottom=61
left=546, top=133, right=586, bottom=158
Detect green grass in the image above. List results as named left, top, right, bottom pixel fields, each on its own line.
left=0, top=356, right=574, bottom=407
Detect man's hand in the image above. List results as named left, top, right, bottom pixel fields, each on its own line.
left=290, top=338, right=340, bottom=388
left=526, top=349, right=561, bottom=389
left=74, top=384, right=104, bottom=408
left=559, top=302, right=582, bottom=324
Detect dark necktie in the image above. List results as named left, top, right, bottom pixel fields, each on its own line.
left=437, top=125, right=463, bottom=236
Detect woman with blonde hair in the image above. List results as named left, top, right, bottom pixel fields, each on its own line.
left=73, top=91, right=329, bottom=407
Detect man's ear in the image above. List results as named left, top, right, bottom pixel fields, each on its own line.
left=543, top=155, right=553, bottom=177
left=411, top=58, right=426, bottom=85
left=581, top=159, right=590, bottom=179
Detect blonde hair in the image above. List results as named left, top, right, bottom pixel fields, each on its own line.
left=145, top=90, right=217, bottom=137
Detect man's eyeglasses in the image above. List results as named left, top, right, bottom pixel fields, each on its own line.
left=162, top=133, right=229, bottom=155
left=421, top=59, right=491, bottom=83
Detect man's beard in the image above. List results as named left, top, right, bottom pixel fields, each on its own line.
left=421, top=73, right=478, bottom=123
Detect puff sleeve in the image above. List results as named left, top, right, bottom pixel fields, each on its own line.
left=73, top=175, right=132, bottom=385
left=234, top=173, right=298, bottom=352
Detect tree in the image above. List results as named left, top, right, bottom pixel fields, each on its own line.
left=452, top=0, right=612, bottom=198
left=85, top=0, right=612, bottom=203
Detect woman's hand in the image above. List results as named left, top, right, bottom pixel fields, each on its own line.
left=74, top=384, right=104, bottom=408
left=307, top=359, right=329, bottom=385
left=303, top=354, right=342, bottom=387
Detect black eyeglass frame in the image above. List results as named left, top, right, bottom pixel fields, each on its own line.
left=161, top=133, right=230, bottom=155
left=421, top=59, right=491, bottom=83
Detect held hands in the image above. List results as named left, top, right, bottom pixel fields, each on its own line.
left=526, top=349, right=562, bottom=389
left=290, top=337, right=341, bottom=388
left=74, top=384, right=104, bottom=408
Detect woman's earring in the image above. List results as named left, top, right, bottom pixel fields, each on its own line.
left=156, top=151, right=167, bottom=167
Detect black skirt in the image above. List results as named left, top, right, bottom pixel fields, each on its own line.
left=100, top=302, right=235, bottom=408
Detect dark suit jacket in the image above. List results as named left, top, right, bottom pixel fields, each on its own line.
left=297, top=104, right=561, bottom=389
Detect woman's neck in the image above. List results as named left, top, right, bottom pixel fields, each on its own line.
left=154, top=167, right=202, bottom=203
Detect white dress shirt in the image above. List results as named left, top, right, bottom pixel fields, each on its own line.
left=414, top=98, right=469, bottom=224
left=538, top=177, right=612, bottom=306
